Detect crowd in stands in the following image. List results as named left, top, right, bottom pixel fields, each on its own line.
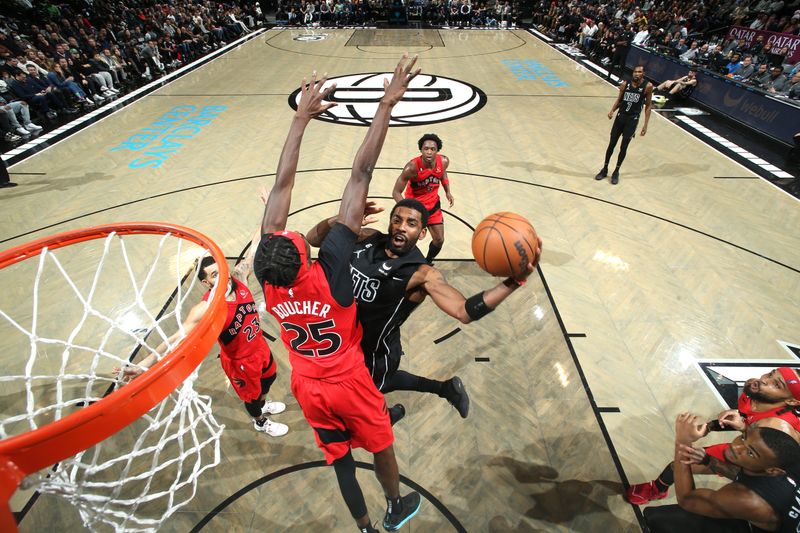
left=0, top=0, right=264, bottom=147
left=274, top=0, right=520, bottom=27
left=535, top=0, right=800, bottom=99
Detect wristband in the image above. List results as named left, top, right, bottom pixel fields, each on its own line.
left=700, top=453, right=711, bottom=466
left=503, top=277, right=526, bottom=288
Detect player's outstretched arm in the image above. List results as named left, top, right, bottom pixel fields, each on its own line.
left=420, top=262, right=537, bottom=324
left=114, top=300, right=208, bottom=382
left=339, top=54, right=420, bottom=234
left=392, top=161, right=416, bottom=203
left=232, top=227, right=263, bottom=281
left=261, top=72, right=336, bottom=235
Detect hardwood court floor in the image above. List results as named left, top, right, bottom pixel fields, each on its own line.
left=2, top=28, right=799, bottom=532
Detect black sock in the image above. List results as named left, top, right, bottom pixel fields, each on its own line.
left=426, top=243, right=442, bottom=262
left=382, top=370, right=444, bottom=395
left=387, top=495, right=403, bottom=515
left=358, top=524, right=378, bottom=533
left=654, top=463, right=674, bottom=492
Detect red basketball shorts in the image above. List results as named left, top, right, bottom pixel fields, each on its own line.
left=291, top=364, right=394, bottom=464
left=406, top=193, right=443, bottom=226
left=219, top=348, right=276, bottom=403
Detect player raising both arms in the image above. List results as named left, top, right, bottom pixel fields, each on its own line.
left=253, top=56, right=422, bottom=533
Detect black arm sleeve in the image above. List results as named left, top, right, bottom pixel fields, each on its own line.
left=318, top=223, right=357, bottom=307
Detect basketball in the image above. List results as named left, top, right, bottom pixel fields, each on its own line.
left=471, top=212, right=540, bottom=278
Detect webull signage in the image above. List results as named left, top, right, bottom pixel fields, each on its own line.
left=627, top=46, right=798, bottom=146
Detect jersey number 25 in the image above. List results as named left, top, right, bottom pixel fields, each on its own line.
left=282, top=319, right=342, bottom=357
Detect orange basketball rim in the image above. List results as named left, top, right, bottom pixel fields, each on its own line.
left=0, top=222, right=229, bottom=532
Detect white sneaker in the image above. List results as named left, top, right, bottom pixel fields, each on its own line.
left=261, top=400, right=286, bottom=415
left=254, top=418, right=289, bottom=436
left=92, top=94, right=105, bottom=103
left=25, top=122, right=42, bottom=131
left=15, top=127, right=30, bottom=136
left=107, top=87, right=119, bottom=94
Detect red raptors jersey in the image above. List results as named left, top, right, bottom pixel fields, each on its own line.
left=738, top=394, right=800, bottom=431
left=203, top=277, right=269, bottom=361
left=404, top=154, right=444, bottom=209
left=263, top=262, right=364, bottom=380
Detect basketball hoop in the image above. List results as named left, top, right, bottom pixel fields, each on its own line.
left=0, top=223, right=229, bottom=532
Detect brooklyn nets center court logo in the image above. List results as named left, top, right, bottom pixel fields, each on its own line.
left=288, top=72, right=487, bottom=126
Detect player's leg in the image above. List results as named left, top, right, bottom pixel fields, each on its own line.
left=292, top=373, right=378, bottom=531
left=332, top=450, right=377, bottom=532
left=611, top=118, right=637, bottom=184
left=668, top=82, right=683, bottom=95
left=368, top=353, right=406, bottom=425
left=382, top=370, right=470, bottom=419
left=337, top=366, right=421, bottom=531
left=244, top=373, right=289, bottom=436
left=225, top=353, right=288, bottom=436
left=426, top=223, right=444, bottom=263
left=256, top=353, right=287, bottom=415
left=373, top=444, right=421, bottom=531
left=644, top=504, right=752, bottom=533
left=596, top=118, right=624, bottom=180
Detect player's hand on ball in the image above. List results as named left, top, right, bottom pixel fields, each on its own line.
left=295, top=71, right=337, bottom=120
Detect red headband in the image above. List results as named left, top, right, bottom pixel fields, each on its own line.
left=778, top=367, right=800, bottom=401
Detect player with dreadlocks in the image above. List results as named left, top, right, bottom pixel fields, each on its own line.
left=253, top=56, right=422, bottom=533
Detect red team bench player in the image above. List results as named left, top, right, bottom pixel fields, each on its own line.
left=627, top=367, right=800, bottom=505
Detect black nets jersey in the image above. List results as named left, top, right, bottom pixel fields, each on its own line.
left=350, top=231, right=427, bottom=386
left=618, top=80, right=646, bottom=118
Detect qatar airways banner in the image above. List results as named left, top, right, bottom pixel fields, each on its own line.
left=726, top=25, right=800, bottom=64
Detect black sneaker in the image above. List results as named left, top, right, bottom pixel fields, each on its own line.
left=389, top=404, right=406, bottom=426
left=594, top=168, right=608, bottom=180
left=383, top=492, right=421, bottom=531
left=611, top=169, right=620, bottom=185
left=445, top=377, right=470, bottom=419
left=0, top=182, right=18, bottom=188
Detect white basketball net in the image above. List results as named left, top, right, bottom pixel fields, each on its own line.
left=0, top=231, right=225, bottom=532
